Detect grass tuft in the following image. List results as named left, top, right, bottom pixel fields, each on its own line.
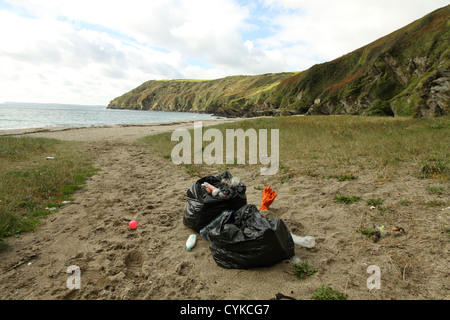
left=311, top=285, right=348, bottom=300
left=335, top=194, right=361, bottom=205
left=293, top=260, right=317, bottom=279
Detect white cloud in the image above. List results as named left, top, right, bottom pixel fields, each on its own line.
left=259, top=0, right=449, bottom=65
left=0, top=8, right=186, bottom=104
left=0, top=0, right=448, bottom=104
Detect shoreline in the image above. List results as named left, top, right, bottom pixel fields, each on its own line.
left=0, top=118, right=243, bottom=142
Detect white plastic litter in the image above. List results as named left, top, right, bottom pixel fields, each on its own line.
left=291, top=234, right=315, bottom=248
left=201, top=182, right=226, bottom=199
left=186, top=234, right=197, bottom=251
left=290, top=256, right=302, bottom=265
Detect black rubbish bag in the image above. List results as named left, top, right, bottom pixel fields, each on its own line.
left=199, top=209, right=235, bottom=241
left=206, top=204, right=295, bottom=269
left=183, top=171, right=247, bottom=233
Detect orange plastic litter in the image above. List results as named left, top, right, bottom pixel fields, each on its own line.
left=260, top=185, right=277, bottom=210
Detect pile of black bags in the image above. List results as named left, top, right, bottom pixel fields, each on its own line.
left=183, top=171, right=247, bottom=233
left=183, top=171, right=295, bottom=269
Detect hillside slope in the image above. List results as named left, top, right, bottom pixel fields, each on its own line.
left=108, top=5, right=449, bottom=118
left=108, top=73, right=296, bottom=117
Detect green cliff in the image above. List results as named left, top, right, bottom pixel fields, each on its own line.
left=108, top=5, right=449, bottom=118
left=108, top=73, right=296, bottom=117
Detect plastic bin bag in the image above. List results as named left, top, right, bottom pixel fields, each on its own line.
left=183, top=171, right=247, bottom=233
left=206, top=204, right=295, bottom=269
left=199, top=209, right=235, bottom=242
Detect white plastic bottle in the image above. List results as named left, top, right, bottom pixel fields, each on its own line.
left=186, top=234, right=197, bottom=251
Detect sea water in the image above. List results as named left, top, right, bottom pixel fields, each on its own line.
left=0, top=102, right=218, bottom=130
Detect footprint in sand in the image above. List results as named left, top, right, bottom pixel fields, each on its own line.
left=124, top=250, right=145, bottom=278
left=175, top=261, right=192, bottom=276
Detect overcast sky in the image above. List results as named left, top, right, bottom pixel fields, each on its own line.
left=0, top=0, right=448, bottom=105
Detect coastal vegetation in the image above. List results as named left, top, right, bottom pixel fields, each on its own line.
left=142, top=115, right=449, bottom=182
left=0, top=137, right=96, bottom=249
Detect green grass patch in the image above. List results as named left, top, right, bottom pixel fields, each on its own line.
left=335, top=194, right=361, bottom=205
left=420, top=155, right=449, bottom=179
left=423, top=200, right=447, bottom=207
left=445, top=228, right=450, bottom=238
left=311, top=285, right=348, bottom=300
left=357, top=228, right=377, bottom=238
left=367, top=198, right=384, bottom=206
left=0, top=137, right=96, bottom=249
left=293, top=260, right=317, bottom=279
left=399, top=199, right=412, bottom=206
left=425, top=184, right=447, bottom=195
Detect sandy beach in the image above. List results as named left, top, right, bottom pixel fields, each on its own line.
left=0, top=119, right=448, bottom=300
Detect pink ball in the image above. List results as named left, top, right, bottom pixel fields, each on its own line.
left=129, top=220, right=138, bottom=229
